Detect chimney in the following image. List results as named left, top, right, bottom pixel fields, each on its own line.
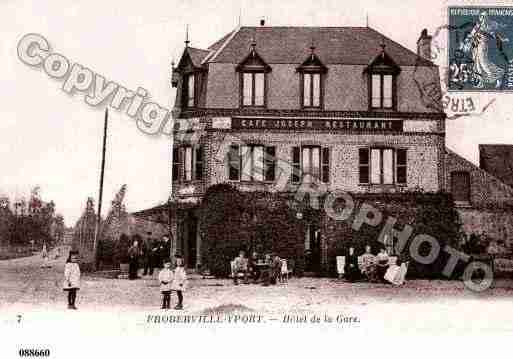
left=260, top=18, right=265, bottom=26
left=417, top=29, right=432, bottom=60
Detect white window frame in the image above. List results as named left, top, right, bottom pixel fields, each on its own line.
left=371, top=74, right=393, bottom=109
left=242, top=72, right=265, bottom=107
left=303, top=73, right=321, bottom=108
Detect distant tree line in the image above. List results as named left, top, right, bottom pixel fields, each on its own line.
left=0, top=186, right=65, bottom=249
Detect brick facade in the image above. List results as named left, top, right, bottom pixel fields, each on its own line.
left=163, top=26, right=450, bottom=272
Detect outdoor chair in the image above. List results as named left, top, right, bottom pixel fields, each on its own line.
left=230, top=260, right=245, bottom=280
left=357, top=255, right=363, bottom=271
left=280, top=259, right=292, bottom=283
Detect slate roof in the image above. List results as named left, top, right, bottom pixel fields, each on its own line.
left=479, top=144, right=513, bottom=189
left=186, top=47, right=211, bottom=67
left=204, top=26, right=435, bottom=66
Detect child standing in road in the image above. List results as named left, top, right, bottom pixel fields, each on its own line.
left=171, top=255, right=187, bottom=310
left=158, top=259, right=173, bottom=309
left=63, top=250, right=81, bottom=310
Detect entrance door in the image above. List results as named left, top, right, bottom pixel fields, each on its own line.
left=304, top=225, right=321, bottom=273
left=185, top=215, right=198, bottom=269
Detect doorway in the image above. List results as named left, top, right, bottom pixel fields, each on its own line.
left=185, top=215, right=198, bottom=269
left=304, top=224, right=321, bottom=274
left=178, top=212, right=198, bottom=270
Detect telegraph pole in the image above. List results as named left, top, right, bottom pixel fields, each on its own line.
left=93, top=108, right=108, bottom=270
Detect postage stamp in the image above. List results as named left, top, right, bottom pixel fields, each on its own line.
left=4, top=1, right=513, bottom=357
left=448, top=6, right=513, bottom=91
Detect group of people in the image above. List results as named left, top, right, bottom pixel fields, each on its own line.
left=127, top=233, right=172, bottom=280
left=232, top=251, right=285, bottom=286
left=63, top=234, right=188, bottom=311
left=344, top=245, right=409, bottom=285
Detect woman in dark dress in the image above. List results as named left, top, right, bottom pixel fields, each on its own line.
left=128, top=236, right=141, bottom=280
left=344, top=247, right=360, bottom=282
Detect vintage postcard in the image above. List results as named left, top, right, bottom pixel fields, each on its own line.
left=1, top=0, right=513, bottom=357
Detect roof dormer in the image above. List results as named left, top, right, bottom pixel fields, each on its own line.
left=296, top=45, right=327, bottom=74
left=364, top=43, right=401, bottom=75
left=235, top=41, right=271, bottom=73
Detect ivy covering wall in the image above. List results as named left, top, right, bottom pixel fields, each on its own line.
left=199, top=183, right=465, bottom=279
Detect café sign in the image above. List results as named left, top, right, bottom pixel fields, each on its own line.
left=231, top=118, right=403, bottom=131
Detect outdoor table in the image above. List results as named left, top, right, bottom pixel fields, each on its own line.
left=255, top=262, right=271, bottom=283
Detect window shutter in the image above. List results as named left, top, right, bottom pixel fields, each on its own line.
left=228, top=145, right=240, bottom=180
left=321, top=147, right=330, bottom=183
left=292, top=147, right=300, bottom=183
left=359, top=148, right=369, bottom=184
left=265, top=146, right=276, bottom=181
left=172, top=147, right=182, bottom=182
left=396, top=149, right=407, bottom=184
left=195, top=146, right=204, bottom=180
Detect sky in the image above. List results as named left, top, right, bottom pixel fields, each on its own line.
left=1, top=0, right=512, bottom=226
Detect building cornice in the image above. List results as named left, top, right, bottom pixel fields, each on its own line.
left=177, top=107, right=446, bottom=120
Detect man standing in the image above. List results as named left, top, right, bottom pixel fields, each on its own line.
left=160, top=235, right=171, bottom=268
left=128, top=238, right=140, bottom=280
left=142, top=232, right=156, bottom=276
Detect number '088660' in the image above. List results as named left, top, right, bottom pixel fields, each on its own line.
left=18, top=349, right=50, bottom=357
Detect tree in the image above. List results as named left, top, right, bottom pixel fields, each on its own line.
left=0, top=196, right=13, bottom=246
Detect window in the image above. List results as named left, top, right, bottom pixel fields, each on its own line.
left=359, top=148, right=407, bottom=185
left=228, top=144, right=275, bottom=182
left=291, top=146, right=330, bottom=183
left=236, top=46, right=270, bottom=108
left=172, top=145, right=203, bottom=182
left=371, top=74, right=393, bottom=109
left=297, top=50, right=327, bottom=108
left=451, top=171, right=470, bottom=203
left=242, top=72, right=265, bottom=107
left=303, top=73, right=321, bottom=108
left=183, top=73, right=195, bottom=107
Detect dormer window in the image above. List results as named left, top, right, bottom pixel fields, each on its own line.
left=364, top=43, right=400, bottom=111
left=175, top=46, right=207, bottom=109
left=236, top=42, right=271, bottom=108
left=371, top=74, right=393, bottom=109
left=303, top=73, right=321, bottom=108
left=297, top=47, right=327, bottom=109
left=242, top=72, right=264, bottom=106
left=185, top=73, right=195, bottom=107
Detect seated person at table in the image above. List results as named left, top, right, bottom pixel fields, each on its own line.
left=384, top=256, right=406, bottom=286
left=261, top=254, right=272, bottom=286
left=232, top=251, right=249, bottom=285
left=375, top=248, right=389, bottom=282
left=361, top=245, right=377, bottom=281
left=344, top=247, right=360, bottom=282
left=248, top=251, right=261, bottom=283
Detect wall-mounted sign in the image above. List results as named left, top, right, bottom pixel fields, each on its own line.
left=231, top=118, right=403, bottom=131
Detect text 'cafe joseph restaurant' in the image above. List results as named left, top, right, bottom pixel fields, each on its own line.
left=132, top=24, right=504, bottom=275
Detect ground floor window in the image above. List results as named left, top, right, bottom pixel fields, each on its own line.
left=359, top=147, right=407, bottom=185
left=292, top=146, right=330, bottom=183
left=228, top=144, right=275, bottom=182
left=172, top=145, right=204, bottom=182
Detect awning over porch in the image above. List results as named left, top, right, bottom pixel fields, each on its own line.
left=131, top=200, right=198, bottom=224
